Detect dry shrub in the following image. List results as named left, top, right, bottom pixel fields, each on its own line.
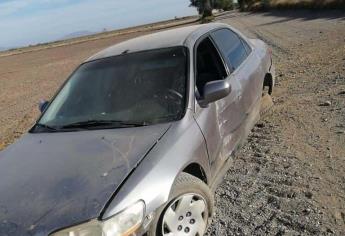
left=201, top=15, right=215, bottom=23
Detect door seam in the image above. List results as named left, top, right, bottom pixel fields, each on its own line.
left=192, top=113, right=211, bottom=167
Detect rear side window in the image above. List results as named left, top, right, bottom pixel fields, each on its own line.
left=211, top=29, right=248, bottom=71
left=241, top=39, right=252, bottom=55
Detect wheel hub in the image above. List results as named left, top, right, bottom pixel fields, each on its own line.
left=162, top=193, right=208, bottom=236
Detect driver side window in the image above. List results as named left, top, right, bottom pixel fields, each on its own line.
left=195, top=37, right=227, bottom=99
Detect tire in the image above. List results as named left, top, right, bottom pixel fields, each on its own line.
left=149, top=172, right=214, bottom=236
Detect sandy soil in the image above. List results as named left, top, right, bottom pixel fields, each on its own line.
left=206, top=10, right=345, bottom=235
left=0, top=9, right=344, bottom=235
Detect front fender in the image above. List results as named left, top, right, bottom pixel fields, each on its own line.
left=101, top=110, right=210, bottom=220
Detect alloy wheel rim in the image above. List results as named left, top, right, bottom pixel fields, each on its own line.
left=161, top=193, right=208, bottom=236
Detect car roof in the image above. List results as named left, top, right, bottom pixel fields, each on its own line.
left=86, top=23, right=228, bottom=62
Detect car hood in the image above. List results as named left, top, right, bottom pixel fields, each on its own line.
left=0, top=123, right=170, bottom=236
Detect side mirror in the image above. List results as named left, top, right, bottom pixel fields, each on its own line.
left=200, top=80, right=231, bottom=108
left=38, top=100, right=49, bottom=113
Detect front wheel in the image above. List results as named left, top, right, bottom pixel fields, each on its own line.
left=149, top=173, right=214, bottom=236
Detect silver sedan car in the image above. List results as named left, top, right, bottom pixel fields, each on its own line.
left=0, top=23, right=275, bottom=236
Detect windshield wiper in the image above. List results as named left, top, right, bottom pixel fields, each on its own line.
left=34, top=123, right=59, bottom=132
left=60, top=120, right=148, bottom=129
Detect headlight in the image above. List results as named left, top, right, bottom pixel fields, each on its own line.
left=51, top=201, right=145, bottom=236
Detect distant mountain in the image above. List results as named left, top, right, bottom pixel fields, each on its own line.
left=0, top=47, right=8, bottom=52
left=61, top=31, right=96, bottom=40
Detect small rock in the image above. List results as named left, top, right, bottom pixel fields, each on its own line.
left=287, top=192, right=296, bottom=199
left=254, top=152, right=263, bottom=157
left=336, top=75, right=345, bottom=80
left=319, top=101, right=331, bottom=106
left=305, top=191, right=313, bottom=199
left=256, top=122, right=265, bottom=128
left=303, top=208, right=311, bottom=215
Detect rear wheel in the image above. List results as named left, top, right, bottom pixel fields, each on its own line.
left=261, top=73, right=274, bottom=117
left=149, top=173, right=214, bottom=236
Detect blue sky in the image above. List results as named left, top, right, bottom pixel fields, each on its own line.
left=0, top=0, right=197, bottom=48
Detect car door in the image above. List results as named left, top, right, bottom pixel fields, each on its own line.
left=210, top=28, right=264, bottom=133
left=193, top=35, right=245, bottom=177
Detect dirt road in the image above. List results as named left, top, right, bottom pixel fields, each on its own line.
left=0, top=10, right=344, bottom=235
left=206, top=10, right=345, bottom=235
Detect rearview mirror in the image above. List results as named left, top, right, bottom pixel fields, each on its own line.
left=38, top=100, right=49, bottom=113
left=200, top=80, right=231, bottom=108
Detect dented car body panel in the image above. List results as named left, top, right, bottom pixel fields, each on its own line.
left=102, top=110, right=210, bottom=219
left=0, top=23, right=274, bottom=235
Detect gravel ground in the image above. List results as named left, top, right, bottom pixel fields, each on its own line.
left=206, top=10, right=345, bottom=235
left=0, top=9, right=344, bottom=235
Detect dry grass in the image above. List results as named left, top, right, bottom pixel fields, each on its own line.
left=247, top=0, right=345, bottom=10
left=269, top=0, right=345, bottom=8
